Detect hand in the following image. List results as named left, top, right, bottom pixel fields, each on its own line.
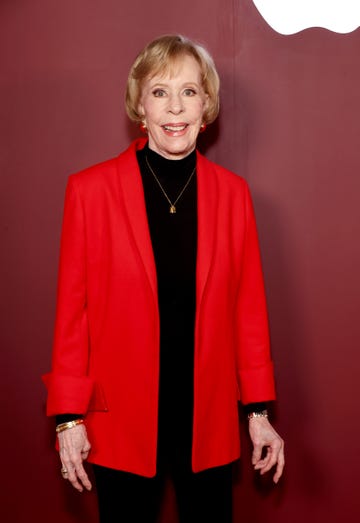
left=58, top=424, right=92, bottom=492
left=248, top=416, right=285, bottom=483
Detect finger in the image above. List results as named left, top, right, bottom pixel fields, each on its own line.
left=83, top=441, right=91, bottom=453
left=81, top=442, right=91, bottom=460
left=68, top=454, right=91, bottom=492
left=67, top=467, right=85, bottom=492
left=81, top=449, right=90, bottom=460
left=251, top=442, right=263, bottom=465
left=254, top=437, right=280, bottom=469
left=273, top=446, right=285, bottom=484
left=61, top=452, right=86, bottom=492
left=60, top=458, right=82, bottom=492
left=254, top=446, right=272, bottom=470
left=60, top=460, right=70, bottom=480
left=257, top=441, right=284, bottom=480
left=259, top=449, right=278, bottom=475
left=75, top=462, right=92, bottom=491
left=67, top=457, right=87, bottom=491
left=67, top=451, right=92, bottom=491
left=258, top=439, right=283, bottom=474
left=59, top=461, right=82, bottom=491
left=59, top=449, right=74, bottom=477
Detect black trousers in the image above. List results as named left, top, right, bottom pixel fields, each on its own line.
left=93, top=461, right=233, bottom=523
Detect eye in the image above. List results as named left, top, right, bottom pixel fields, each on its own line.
left=183, top=88, right=196, bottom=96
left=153, top=89, right=166, bottom=97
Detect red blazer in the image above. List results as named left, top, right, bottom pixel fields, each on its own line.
left=43, top=138, right=276, bottom=477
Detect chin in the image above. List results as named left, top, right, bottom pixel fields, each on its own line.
left=167, top=146, right=194, bottom=158
left=159, top=140, right=196, bottom=158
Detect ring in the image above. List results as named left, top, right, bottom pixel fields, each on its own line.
left=61, top=468, right=68, bottom=476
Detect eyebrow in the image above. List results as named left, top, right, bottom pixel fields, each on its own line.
left=149, top=81, right=200, bottom=89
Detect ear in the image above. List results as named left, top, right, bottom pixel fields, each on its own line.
left=203, top=92, right=210, bottom=110
left=202, top=93, right=210, bottom=118
left=137, top=99, right=145, bottom=122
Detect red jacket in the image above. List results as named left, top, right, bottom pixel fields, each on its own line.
left=43, top=138, right=276, bottom=477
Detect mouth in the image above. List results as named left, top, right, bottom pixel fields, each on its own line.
left=162, top=123, right=189, bottom=134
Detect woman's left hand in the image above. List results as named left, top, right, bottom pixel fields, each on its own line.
left=248, top=416, right=285, bottom=483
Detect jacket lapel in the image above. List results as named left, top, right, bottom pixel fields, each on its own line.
left=115, top=140, right=218, bottom=311
left=116, top=139, right=158, bottom=301
left=196, top=152, right=218, bottom=311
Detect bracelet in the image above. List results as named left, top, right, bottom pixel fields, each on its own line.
left=56, top=419, right=84, bottom=433
left=247, top=409, right=268, bottom=420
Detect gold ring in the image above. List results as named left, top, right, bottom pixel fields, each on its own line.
left=61, top=468, right=68, bottom=475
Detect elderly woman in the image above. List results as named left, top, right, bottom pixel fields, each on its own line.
left=43, top=35, right=284, bottom=522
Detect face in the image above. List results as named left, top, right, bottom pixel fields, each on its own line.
left=138, top=54, right=209, bottom=160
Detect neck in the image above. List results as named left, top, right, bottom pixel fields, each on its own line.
left=140, top=142, right=196, bottom=179
left=147, top=142, right=196, bottom=161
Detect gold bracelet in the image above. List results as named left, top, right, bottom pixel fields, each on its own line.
left=56, top=419, right=84, bottom=433
left=247, top=409, right=268, bottom=420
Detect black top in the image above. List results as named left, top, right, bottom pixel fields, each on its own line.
left=137, top=144, right=198, bottom=467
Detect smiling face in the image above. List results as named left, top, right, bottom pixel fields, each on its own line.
left=138, top=54, right=209, bottom=160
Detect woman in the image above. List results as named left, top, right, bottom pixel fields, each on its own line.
left=43, top=34, right=284, bottom=522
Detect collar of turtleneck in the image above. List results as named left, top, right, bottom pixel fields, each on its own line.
left=138, top=142, right=197, bottom=181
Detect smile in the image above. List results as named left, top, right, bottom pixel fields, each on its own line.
left=162, top=124, right=188, bottom=132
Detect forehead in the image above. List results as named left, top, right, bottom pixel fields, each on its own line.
left=148, top=54, right=202, bottom=84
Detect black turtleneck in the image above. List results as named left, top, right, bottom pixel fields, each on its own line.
left=137, top=143, right=198, bottom=468
left=137, top=143, right=197, bottom=318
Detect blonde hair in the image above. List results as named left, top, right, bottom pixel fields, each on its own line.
left=125, top=34, right=220, bottom=124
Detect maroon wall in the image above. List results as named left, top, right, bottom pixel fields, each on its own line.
left=1, top=1, right=359, bottom=522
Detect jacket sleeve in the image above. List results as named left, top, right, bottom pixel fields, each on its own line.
left=42, top=176, right=94, bottom=415
left=235, top=182, right=276, bottom=404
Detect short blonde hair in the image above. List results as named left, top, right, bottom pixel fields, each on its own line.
left=125, top=34, right=220, bottom=124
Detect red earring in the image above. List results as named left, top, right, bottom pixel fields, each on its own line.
left=139, top=122, right=147, bottom=133
left=200, top=123, right=207, bottom=133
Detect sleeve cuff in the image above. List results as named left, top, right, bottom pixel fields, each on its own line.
left=238, top=362, right=276, bottom=404
left=42, top=373, right=94, bottom=416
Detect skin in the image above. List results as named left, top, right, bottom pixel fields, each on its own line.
left=137, top=54, right=209, bottom=160
left=58, top=425, right=92, bottom=492
left=58, top=416, right=284, bottom=491
left=57, top=54, right=285, bottom=491
left=249, top=416, right=285, bottom=483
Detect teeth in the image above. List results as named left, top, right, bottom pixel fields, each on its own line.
left=163, top=125, right=187, bottom=132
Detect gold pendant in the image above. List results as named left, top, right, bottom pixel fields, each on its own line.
left=169, top=205, right=176, bottom=214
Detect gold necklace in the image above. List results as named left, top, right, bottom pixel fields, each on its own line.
left=145, top=156, right=196, bottom=214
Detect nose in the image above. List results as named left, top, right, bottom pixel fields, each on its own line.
left=167, top=93, right=184, bottom=114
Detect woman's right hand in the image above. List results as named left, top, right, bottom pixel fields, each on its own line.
left=58, top=424, right=92, bottom=492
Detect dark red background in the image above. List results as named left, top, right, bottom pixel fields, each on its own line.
left=1, top=1, right=359, bottom=522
